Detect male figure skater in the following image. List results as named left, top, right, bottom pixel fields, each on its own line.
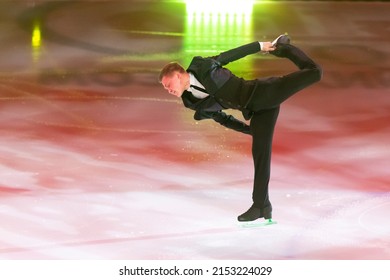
left=158, top=35, right=322, bottom=222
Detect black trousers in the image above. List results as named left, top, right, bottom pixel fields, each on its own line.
left=250, top=107, right=279, bottom=210
left=248, top=44, right=322, bottom=210
left=247, top=44, right=322, bottom=111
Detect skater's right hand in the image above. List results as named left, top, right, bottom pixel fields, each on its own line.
left=261, top=42, right=276, bottom=52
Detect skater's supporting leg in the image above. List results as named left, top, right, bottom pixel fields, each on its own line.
left=238, top=107, right=280, bottom=222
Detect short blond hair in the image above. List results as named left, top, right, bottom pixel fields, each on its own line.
left=158, top=62, right=186, bottom=83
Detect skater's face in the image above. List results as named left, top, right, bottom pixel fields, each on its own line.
left=161, top=71, right=187, bottom=97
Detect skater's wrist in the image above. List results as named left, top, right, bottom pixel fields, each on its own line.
left=259, top=41, right=272, bottom=52
left=259, top=42, right=264, bottom=51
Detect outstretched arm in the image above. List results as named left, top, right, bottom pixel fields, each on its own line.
left=213, top=41, right=275, bottom=66
left=211, top=111, right=251, bottom=135
left=192, top=109, right=250, bottom=135
left=213, top=42, right=260, bottom=66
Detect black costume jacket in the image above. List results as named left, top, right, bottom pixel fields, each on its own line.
left=181, top=42, right=261, bottom=135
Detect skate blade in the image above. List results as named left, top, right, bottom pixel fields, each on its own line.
left=239, top=219, right=277, bottom=228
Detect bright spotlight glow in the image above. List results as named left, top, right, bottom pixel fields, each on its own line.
left=183, top=0, right=255, bottom=78
left=32, top=21, right=42, bottom=62
left=186, top=0, right=254, bottom=15
left=32, top=22, right=42, bottom=48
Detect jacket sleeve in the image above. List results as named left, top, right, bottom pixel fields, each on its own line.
left=211, top=111, right=251, bottom=135
left=213, top=41, right=261, bottom=66
left=187, top=96, right=251, bottom=135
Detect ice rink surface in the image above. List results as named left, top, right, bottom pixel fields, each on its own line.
left=0, top=0, right=389, bottom=259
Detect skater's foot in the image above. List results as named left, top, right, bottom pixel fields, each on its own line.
left=238, top=205, right=261, bottom=222
left=237, top=204, right=272, bottom=222
left=272, top=34, right=290, bottom=46
left=270, top=34, right=290, bottom=57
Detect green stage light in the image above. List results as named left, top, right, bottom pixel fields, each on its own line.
left=32, top=22, right=41, bottom=48
left=183, top=0, right=255, bottom=78
left=186, top=0, right=254, bottom=16
left=32, top=21, right=42, bottom=62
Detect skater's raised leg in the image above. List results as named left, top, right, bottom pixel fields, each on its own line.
left=246, top=37, right=323, bottom=111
